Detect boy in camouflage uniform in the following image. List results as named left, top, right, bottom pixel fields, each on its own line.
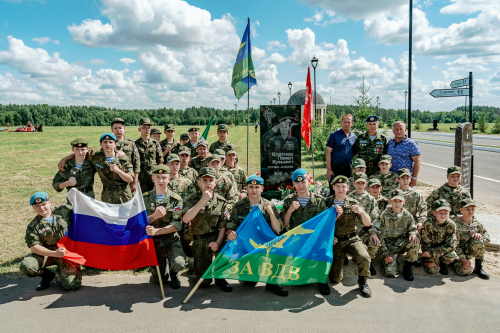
left=160, top=124, right=181, bottom=159
left=366, top=178, right=389, bottom=212
left=347, top=173, right=380, bottom=275
left=135, top=118, right=163, bottom=193
left=143, top=165, right=186, bottom=289
left=206, top=155, right=239, bottom=208
left=325, top=175, right=373, bottom=298
left=111, top=118, right=141, bottom=192
left=190, top=140, right=211, bottom=172
left=19, top=192, right=82, bottom=292
left=426, top=166, right=471, bottom=217
left=224, top=149, right=247, bottom=199
left=282, top=169, right=330, bottom=295
left=213, top=148, right=238, bottom=187
left=52, top=138, right=96, bottom=201
left=182, top=167, right=232, bottom=291
left=390, top=168, right=427, bottom=231
left=209, top=124, right=237, bottom=155
left=178, top=145, right=198, bottom=183
left=150, top=127, right=161, bottom=141
left=421, top=199, right=458, bottom=275
left=184, top=127, right=201, bottom=157
left=452, top=199, right=490, bottom=279
left=370, top=155, right=399, bottom=197
left=347, top=159, right=367, bottom=194
left=370, top=189, right=420, bottom=281
left=227, top=175, right=287, bottom=297
left=179, top=133, right=190, bottom=145
left=166, top=154, right=195, bottom=199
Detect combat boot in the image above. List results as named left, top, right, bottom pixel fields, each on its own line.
left=317, top=282, right=330, bottom=295
left=369, top=262, right=377, bottom=276
left=357, top=276, right=372, bottom=298
left=474, top=259, right=490, bottom=280
left=343, top=255, right=349, bottom=266
left=439, top=262, right=448, bottom=275
left=35, top=269, right=55, bottom=291
left=265, top=284, right=288, bottom=297
left=402, top=261, right=414, bottom=281
left=215, top=279, right=232, bottom=292
left=169, top=270, right=181, bottom=289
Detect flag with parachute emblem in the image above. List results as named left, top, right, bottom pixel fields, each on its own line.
left=231, top=18, right=257, bottom=99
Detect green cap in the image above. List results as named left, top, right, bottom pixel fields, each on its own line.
left=353, top=172, right=368, bottom=183
left=447, top=166, right=461, bottom=175
left=379, top=155, right=392, bottom=164
left=214, top=149, right=226, bottom=157
left=461, top=198, right=476, bottom=208
left=207, top=155, right=222, bottom=163
left=139, top=118, right=151, bottom=125
left=226, top=149, right=237, bottom=155
left=353, top=159, right=366, bottom=169
left=331, top=175, right=349, bottom=185
left=390, top=189, right=405, bottom=201
left=164, top=124, right=175, bottom=131
left=70, top=137, right=89, bottom=148
left=150, top=128, right=161, bottom=135
left=197, top=140, right=208, bottom=148
left=111, top=118, right=125, bottom=126
left=188, top=127, right=199, bottom=132
left=178, top=146, right=191, bottom=155
left=433, top=199, right=451, bottom=212
left=397, top=168, right=412, bottom=178
left=180, top=133, right=189, bottom=140
left=152, top=165, right=170, bottom=174
left=367, top=178, right=381, bottom=187
left=217, top=124, right=229, bottom=132
left=199, top=167, right=217, bottom=178
left=166, top=154, right=180, bottom=163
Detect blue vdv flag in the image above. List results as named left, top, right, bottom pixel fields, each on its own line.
left=231, top=17, right=257, bottom=99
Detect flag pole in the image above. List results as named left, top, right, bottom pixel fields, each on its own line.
left=183, top=278, right=204, bottom=304
left=156, top=266, right=166, bottom=299
left=246, top=17, right=250, bottom=175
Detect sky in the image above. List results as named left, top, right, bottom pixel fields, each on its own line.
left=1, top=0, right=499, bottom=112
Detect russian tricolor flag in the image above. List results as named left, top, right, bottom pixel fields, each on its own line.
left=58, top=188, right=158, bottom=270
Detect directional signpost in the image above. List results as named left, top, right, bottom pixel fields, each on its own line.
left=430, top=72, right=474, bottom=197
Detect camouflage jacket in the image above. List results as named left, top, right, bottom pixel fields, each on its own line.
left=282, top=192, right=327, bottom=231
left=325, top=196, right=363, bottom=237
left=52, top=157, right=96, bottom=196
left=214, top=173, right=239, bottom=206
left=228, top=197, right=282, bottom=233
left=179, top=166, right=198, bottom=183
left=220, top=170, right=238, bottom=189
left=377, top=207, right=417, bottom=239
left=347, top=176, right=356, bottom=195
left=168, top=176, right=195, bottom=199
left=181, top=191, right=229, bottom=235
left=353, top=131, right=389, bottom=176
left=116, top=137, right=141, bottom=173
left=25, top=204, right=72, bottom=249
left=374, top=194, right=389, bottom=212
left=189, top=155, right=210, bottom=172
left=452, top=215, right=490, bottom=260
left=209, top=140, right=236, bottom=154
left=421, top=216, right=457, bottom=256
left=135, top=137, right=163, bottom=176
left=159, top=138, right=181, bottom=159
left=389, top=187, right=427, bottom=224
left=225, top=164, right=247, bottom=192
left=348, top=191, right=380, bottom=235
left=184, top=141, right=199, bottom=158
left=370, top=171, right=399, bottom=197
left=143, top=190, right=183, bottom=246
left=426, top=183, right=471, bottom=216
left=87, top=150, right=134, bottom=187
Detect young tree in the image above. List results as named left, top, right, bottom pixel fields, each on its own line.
left=478, top=113, right=488, bottom=133
left=351, top=76, right=375, bottom=134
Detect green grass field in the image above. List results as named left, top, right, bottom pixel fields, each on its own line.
left=411, top=122, right=497, bottom=134
left=0, top=125, right=322, bottom=274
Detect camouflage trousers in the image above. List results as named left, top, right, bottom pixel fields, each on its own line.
left=101, top=187, right=132, bottom=204
left=192, top=233, right=220, bottom=287
left=329, top=236, right=371, bottom=283
left=150, top=237, right=186, bottom=284
left=423, top=250, right=458, bottom=274
left=359, top=233, right=380, bottom=259
left=380, top=236, right=420, bottom=277
left=453, top=238, right=487, bottom=276
left=19, top=253, right=82, bottom=291
left=138, top=173, right=154, bottom=193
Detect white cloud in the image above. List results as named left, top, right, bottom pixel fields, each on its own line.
left=250, top=20, right=260, bottom=38
left=304, top=10, right=346, bottom=26
left=90, top=59, right=105, bottom=65
left=267, top=40, right=287, bottom=51
left=119, top=58, right=136, bottom=66
left=263, top=53, right=287, bottom=64
left=251, top=46, right=266, bottom=61
left=300, top=0, right=407, bottom=20
left=32, top=37, right=60, bottom=45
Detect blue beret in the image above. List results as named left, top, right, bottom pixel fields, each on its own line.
left=100, top=133, right=117, bottom=142
left=30, top=192, right=50, bottom=205
left=365, top=115, right=380, bottom=122
left=246, top=175, right=264, bottom=185
left=292, top=168, right=308, bottom=182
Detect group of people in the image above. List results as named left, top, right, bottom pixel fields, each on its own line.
left=21, top=115, right=490, bottom=301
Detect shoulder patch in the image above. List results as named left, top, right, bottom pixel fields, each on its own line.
left=144, top=192, right=150, bottom=196
left=119, top=156, right=128, bottom=162
left=173, top=195, right=181, bottom=200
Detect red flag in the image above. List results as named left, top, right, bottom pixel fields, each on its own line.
left=302, top=67, right=312, bottom=148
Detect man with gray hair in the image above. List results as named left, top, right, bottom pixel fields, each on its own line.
left=387, top=121, right=421, bottom=187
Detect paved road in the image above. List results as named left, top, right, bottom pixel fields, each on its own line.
left=1, top=272, right=499, bottom=332
left=384, top=131, right=500, bottom=148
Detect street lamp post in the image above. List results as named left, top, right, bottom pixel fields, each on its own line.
left=311, top=56, right=318, bottom=182
left=408, top=0, right=413, bottom=138
left=278, top=92, right=281, bottom=105
left=288, top=82, right=292, bottom=100
left=270, top=100, right=272, bottom=105
left=273, top=98, right=276, bottom=105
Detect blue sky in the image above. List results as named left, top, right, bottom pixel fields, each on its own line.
left=1, top=0, right=499, bottom=112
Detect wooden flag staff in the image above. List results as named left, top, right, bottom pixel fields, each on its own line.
left=183, top=278, right=204, bottom=304
left=156, top=266, right=166, bottom=299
